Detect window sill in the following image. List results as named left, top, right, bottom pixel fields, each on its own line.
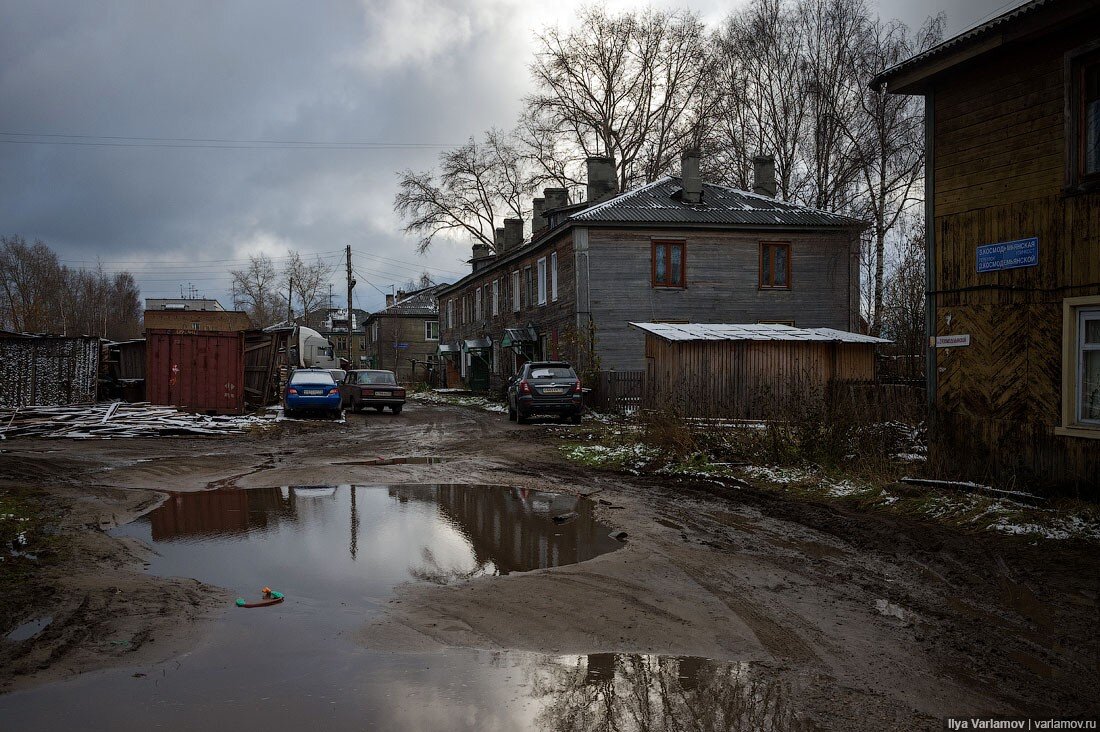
left=1055, top=424, right=1100, bottom=440
left=652, top=285, right=687, bottom=291
left=758, top=286, right=791, bottom=291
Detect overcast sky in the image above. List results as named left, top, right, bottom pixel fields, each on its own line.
left=0, top=0, right=1017, bottom=313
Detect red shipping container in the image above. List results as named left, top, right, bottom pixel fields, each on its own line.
left=146, top=330, right=245, bottom=415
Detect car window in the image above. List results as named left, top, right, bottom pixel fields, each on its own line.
left=290, top=371, right=336, bottom=385
left=354, top=371, right=397, bottom=385
left=528, top=367, right=576, bottom=379
left=329, top=370, right=346, bottom=383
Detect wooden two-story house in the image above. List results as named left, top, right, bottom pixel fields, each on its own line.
left=875, top=0, right=1100, bottom=493
left=436, top=151, right=865, bottom=392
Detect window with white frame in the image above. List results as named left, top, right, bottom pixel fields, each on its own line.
left=492, top=279, right=500, bottom=316
left=475, top=287, right=482, bottom=320
left=551, top=251, right=558, bottom=301
left=1078, top=308, right=1100, bottom=424
left=512, top=271, right=520, bottom=312
left=1060, top=298, right=1100, bottom=436
left=537, top=257, right=547, bottom=305
left=425, top=320, right=439, bottom=341
left=372, top=320, right=380, bottom=341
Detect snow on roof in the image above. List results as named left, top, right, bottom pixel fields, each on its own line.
left=629, top=322, right=891, bottom=344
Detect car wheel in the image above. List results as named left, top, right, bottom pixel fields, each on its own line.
left=507, top=402, right=516, bottom=421
left=571, top=413, right=582, bottom=425
left=331, top=408, right=343, bottom=419
left=517, top=411, right=528, bottom=425
left=283, top=407, right=295, bottom=419
left=374, top=406, right=385, bottom=413
left=391, top=405, right=403, bottom=415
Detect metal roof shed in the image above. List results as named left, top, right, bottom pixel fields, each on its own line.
left=630, top=323, right=890, bottom=419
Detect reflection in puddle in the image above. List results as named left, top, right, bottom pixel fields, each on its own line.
left=137, top=485, right=620, bottom=587
left=530, top=654, right=800, bottom=732
left=0, top=486, right=804, bottom=730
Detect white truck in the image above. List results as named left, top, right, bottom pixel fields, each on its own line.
left=290, top=325, right=339, bottom=369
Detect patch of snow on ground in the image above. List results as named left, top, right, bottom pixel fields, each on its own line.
left=410, top=391, right=507, bottom=413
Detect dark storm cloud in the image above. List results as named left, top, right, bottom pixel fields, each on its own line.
left=0, top=0, right=1025, bottom=308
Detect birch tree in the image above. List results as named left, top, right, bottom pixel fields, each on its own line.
left=842, top=13, right=943, bottom=334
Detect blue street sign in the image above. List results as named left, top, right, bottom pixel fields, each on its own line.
left=976, top=237, right=1038, bottom=273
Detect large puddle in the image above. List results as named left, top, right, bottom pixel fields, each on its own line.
left=0, top=485, right=798, bottom=731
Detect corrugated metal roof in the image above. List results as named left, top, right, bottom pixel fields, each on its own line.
left=630, top=322, right=891, bottom=344
left=872, top=0, right=1071, bottom=91
left=569, top=177, right=863, bottom=228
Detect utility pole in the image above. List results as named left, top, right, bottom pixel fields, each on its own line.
left=286, top=278, right=293, bottom=322
left=346, top=245, right=355, bottom=366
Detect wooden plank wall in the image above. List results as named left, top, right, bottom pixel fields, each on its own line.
left=588, top=227, right=859, bottom=370
left=642, top=336, right=875, bottom=419
left=931, top=26, right=1100, bottom=494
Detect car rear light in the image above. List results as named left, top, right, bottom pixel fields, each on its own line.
left=287, top=387, right=298, bottom=395
left=361, top=388, right=374, bottom=396
left=572, top=381, right=582, bottom=394
left=327, top=387, right=338, bottom=395
left=394, top=389, right=406, bottom=397
left=519, top=380, right=532, bottom=395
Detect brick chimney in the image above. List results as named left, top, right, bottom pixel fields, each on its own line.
left=532, top=197, right=547, bottom=233
left=503, top=218, right=524, bottom=251
left=586, top=156, right=618, bottom=203
left=471, top=242, right=493, bottom=272
left=753, top=155, right=776, bottom=198
left=681, top=147, right=702, bottom=204
left=494, top=226, right=506, bottom=253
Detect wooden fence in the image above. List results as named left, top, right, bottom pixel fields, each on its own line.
left=587, top=370, right=644, bottom=413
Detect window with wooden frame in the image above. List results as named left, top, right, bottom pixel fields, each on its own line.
left=491, top=279, right=500, bottom=317
left=1059, top=296, right=1100, bottom=438
left=550, top=251, right=558, bottom=301
left=424, top=321, right=439, bottom=341
left=759, top=242, right=791, bottom=289
left=474, top=287, right=482, bottom=320
left=512, top=271, right=520, bottom=312
left=651, top=240, right=685, bottom=288
left=1066, top=43, right=1100, bottom=192
left=524, top=266, right=535, bottom=307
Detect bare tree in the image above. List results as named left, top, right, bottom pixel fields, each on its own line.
left=527, top=7, right=710, bottom=190
left=0, top=236, right=63, bottom=333
left=842, top=13, right=943, bottom=334
left=881, top=220, right=927, bottom=378
left=284, top=251, right=335, bottom=317
left=709, top=0, right=810, bottom=200
left=394, top=130, right=528, bottom=254
left=230, top=253, right=283, bottom=327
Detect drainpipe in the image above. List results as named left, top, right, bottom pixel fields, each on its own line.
left=924, top=89, right=937, bottom=416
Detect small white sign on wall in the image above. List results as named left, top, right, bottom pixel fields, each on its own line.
left=934, top=334, right=971, bottom=348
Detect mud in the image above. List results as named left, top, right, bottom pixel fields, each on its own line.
left=0, top=401, right=1097, bottom=730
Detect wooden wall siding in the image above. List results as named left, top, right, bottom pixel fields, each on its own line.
left=929, top=22, right=1100, bottom=494
left=589, top=228, right=858, bottom=370
left=642, top=336, right=874, bottom=419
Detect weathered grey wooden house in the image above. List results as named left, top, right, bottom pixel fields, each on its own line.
left=364, top=285, right=443, bottom=383
left=874, top=0, right=1100, bottom=494
left=436, top=150, right=865, bottom=392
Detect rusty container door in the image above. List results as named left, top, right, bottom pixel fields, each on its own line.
left=146, top=330, right=245, bottom=414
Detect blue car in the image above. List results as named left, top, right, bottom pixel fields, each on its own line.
left=284, top=368, right=342, bottom=418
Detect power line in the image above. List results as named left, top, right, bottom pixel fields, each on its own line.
left=0, top=131, right=453, bottom=147
left=59, top=250, right=345, bottom=266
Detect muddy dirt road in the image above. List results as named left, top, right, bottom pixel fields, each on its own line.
left=1, top=402, right=1097, bottom=730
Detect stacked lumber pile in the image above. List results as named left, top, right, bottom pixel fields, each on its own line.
left=0, top=402, right=276, bottom=439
